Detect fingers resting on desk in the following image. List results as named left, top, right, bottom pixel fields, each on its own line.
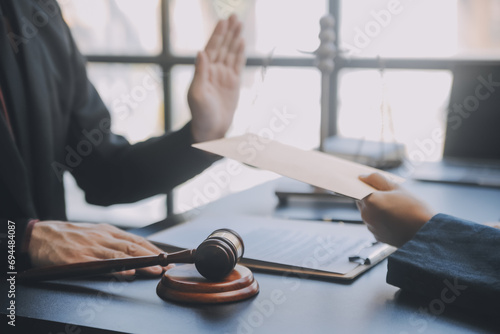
left=28, top=221, right=173, bottom=277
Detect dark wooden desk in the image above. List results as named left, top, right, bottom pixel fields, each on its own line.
left=2, top=180, right=500, bottom=333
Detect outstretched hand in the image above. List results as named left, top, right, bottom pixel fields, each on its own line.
left=28, top=221, right=172, bottom=276
left=188, top=14, right=246, bottom=143
left=357, top=173, right=435, bottom=247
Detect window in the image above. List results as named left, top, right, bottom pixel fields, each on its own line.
left=335, top=0, right=500, bottom=164
left=340, top=0, right=500, bottom=59
left=59, top=0, right=500, bottom=226
left=337, top=69, right=452, bottom=161
left=59, top=0, right=326, bottom=226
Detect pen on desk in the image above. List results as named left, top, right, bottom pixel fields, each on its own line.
left=349, top=242, right=393, bottom=265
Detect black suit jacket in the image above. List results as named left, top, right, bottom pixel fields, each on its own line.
left=0, top=0, right=217, bottom=264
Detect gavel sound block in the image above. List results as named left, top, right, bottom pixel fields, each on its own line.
left=157, top=229, right=259, bottom=304
left=18, top=229, right=259, bottom=304
left=157, top=264, right=259, bottom=304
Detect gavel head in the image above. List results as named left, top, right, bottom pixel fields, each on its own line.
left=194, top=229, right=244, bottom=281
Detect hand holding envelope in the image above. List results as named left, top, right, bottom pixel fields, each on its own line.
left=193, top=134, right=405, bottom=200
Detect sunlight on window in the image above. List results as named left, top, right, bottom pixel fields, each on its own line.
left=58, top=0, right=161, bottom=55
left=338, top=69, right=453, bottom=161
left=172, top=66, right=321, bottom=213
left=457, top=0, right=500, bottom=57
left=340, top=0, right=458, bottom=58
left=169, top=0, right=327, bottom=56
left=170, top=66, right=321, bottom=148
left=340, top=0, right=500, bottom=59
left=86, top=64, right=164, bottom=144
left=59, top=0, right=500, bottom=224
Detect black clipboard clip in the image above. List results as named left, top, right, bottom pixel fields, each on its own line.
left=348, top=241, right=390, bottom=265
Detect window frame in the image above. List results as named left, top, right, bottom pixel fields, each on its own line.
left=82, top=0, right=500, bottom=215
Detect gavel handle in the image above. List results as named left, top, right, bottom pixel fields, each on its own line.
left=18, top=249, right=196, bottom=282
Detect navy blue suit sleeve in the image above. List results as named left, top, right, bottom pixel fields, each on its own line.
left=387, top=214, right=500, bottom=316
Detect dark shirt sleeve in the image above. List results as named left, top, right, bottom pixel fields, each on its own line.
left=386, top=213, right=500, bottom=316
left=59, top=18, right=219, bottom=206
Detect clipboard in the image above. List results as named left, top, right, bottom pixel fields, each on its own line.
left=148, top=214, right=396, bottom=282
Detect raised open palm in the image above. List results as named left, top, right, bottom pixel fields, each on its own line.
left=188, top=14, right=245, bottom=143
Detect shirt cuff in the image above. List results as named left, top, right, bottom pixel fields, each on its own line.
left=182, top=121, right=222, bottom=163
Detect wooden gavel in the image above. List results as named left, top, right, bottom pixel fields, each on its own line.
left=19, top=229, right=244, bottom=282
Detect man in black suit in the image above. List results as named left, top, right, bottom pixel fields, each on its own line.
left=0, top=0, right=245, bottom=275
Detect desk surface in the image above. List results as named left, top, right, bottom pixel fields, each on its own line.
left=2, top=179, right=500, bottom=334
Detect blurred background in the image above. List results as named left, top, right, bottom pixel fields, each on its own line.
left=57, top=0, right=500, bottom=227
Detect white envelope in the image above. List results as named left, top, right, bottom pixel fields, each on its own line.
left=193, top=134, right=404, bottom=200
